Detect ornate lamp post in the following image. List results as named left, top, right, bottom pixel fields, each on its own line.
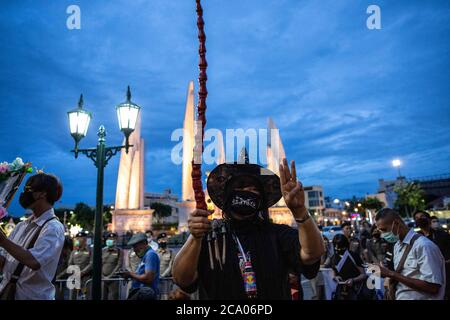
left=67, top=86, right=140, bottom=300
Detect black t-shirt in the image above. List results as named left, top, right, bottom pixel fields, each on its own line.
left=183, top=221, right=320, bottom=300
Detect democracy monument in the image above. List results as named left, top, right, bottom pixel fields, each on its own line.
left=111, top=81, right=296, bottom=235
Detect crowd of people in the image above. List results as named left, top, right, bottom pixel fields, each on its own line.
left=0, top=173, right=179, bottom=300
left=54, top=230, right=178, bottom=300
left=314, top=209, right=449, bottom=300
left=0, top=162, right=449, bottom=301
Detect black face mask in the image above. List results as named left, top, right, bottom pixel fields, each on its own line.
left=335, top=247, right=346, bottom=255
left=19, top=191, right=36, bottom=209
left=159, top=242, right=167, bottom=249
left=415, top=217, right=429, bottom=228
left=226, top=190, right=262, bottom=217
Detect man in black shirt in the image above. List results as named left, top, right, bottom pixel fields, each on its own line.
left=414, top=210, right=450, bottom=299
left=172, top=156, right=324, bottom=299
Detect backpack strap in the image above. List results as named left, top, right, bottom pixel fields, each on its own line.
left=395, top=233, right=421, bottom=274
left=8, top=216, right=57, bottom=284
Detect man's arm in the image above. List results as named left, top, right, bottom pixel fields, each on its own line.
left=172, top=235, right=203, bottom=288
left=0, top=236, right=40, bottom=270
left=107, top=249, right=122, bottom=277
left=80, top=253, right=93, bottom=277
left=387, top=268, right=441, bottom=295
left=172, top=209, right=211, bottom=289
left=280, top=159, right=324, bottom=265
left=129, top=270, right=155, bottom=285
left=294, top=207, right=325, bottom=265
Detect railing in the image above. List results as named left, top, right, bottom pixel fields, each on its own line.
left=410, top=173, right=450, bottom=182
left=55, top=276, right=175, bottom=300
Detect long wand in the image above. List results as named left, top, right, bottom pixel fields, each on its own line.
left=191, top=0, right=208, bottom=211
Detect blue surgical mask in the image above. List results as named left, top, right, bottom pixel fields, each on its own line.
left=106, top=239, right=114, bottom=247
left=381, top=221, right=399, bottom=243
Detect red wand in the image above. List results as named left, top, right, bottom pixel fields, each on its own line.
left=191, top=0, right=208, bottom=211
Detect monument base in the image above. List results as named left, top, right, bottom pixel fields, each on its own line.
left=112, top=209, right=154, bottom=235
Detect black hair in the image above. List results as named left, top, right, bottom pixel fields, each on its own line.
left=27, top=173, right=63, bottom=205
left=375, top=208, right=400, bottom=223
left=341, top=221, right=351, bottom=229
left=430, top=216, right=439, bottom=220
left=362, top=220, right=371, bottom=227
left=413, top=210, right=431, bottom=220
left=332, top=234, right=349, bottom=249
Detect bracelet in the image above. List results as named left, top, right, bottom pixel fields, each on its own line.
left=295, top=211, right=311, bottom=224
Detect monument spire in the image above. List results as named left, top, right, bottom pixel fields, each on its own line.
left=182, top=81, right=195, bottom=201
left=267, top=117, right=287, bottom=206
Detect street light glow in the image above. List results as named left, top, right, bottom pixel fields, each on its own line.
left=67, top=94, right=92, bottom=145
left=392, top=159, right=401, bottom=167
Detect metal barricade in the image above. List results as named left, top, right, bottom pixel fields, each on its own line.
left=159, top=277, right=175, bottom=300
left=55, top=276, right=175, bottom=300
left=85, top=278, right=129, bottom=300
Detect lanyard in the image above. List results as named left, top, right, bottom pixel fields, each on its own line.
left=231, top=233, right=257, bottom=299
left=232, top=233, right=248, bottom=262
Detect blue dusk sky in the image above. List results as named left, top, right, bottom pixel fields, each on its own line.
left=0, top=0, right=449, bottom=216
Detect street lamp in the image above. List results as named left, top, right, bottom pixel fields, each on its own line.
left=392, top=159, right=402, bottom=177
left=116, top=86, right=140, bottom=153
left=68, top=95, right=91, bottom=157
left=67, top=86, right=140, bottom=300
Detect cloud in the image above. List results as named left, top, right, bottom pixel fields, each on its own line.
left=0, top=0, right=449, bottom=213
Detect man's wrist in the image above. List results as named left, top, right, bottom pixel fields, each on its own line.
left=386, top=269, right=396, bottom=279
left=190, top=235, right=204, bottom=244
left=292, top=206, right=308, bottom=220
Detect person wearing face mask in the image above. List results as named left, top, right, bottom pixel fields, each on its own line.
left=172, top=153, right=324, bottom=300
left=157, top=233, right=174, bottom=278
left=373, top=208, right=446, bottom=300
left=365, top=224, right=388, bottom=264
left=329, top=234, right=369, bottom=300
left=414, top=210, right=450, bottom=299
left=0, top=173, right=64, bottom=300
left=123, top=232, right=160, bottom=300
left=101, top=232, right=122, bottom=300
left=60, top=233, right=92, bottom=300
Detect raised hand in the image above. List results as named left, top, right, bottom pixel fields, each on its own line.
left=279, top=158, right=307, bottom=219
left=188, top=209, right=212, bottom=239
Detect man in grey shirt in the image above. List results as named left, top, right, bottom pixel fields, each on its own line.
left=374, top=208, right=445, bottom=300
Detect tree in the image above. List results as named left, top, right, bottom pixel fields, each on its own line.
left=394, top=181, right=426, bottom=218
left=70, top=202, right=95, bottom=231
left=361, top=197, right=385, bottom=222
left=54, top=203, right=113, bottom=232
left=102, top=205, right=113, bottom=226
left=150, top=202, right=172, bottom=224
left=362, top=197, right=385, bottom=211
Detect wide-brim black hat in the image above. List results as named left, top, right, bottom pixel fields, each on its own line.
left=206, top=150, right=282, bottom=210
